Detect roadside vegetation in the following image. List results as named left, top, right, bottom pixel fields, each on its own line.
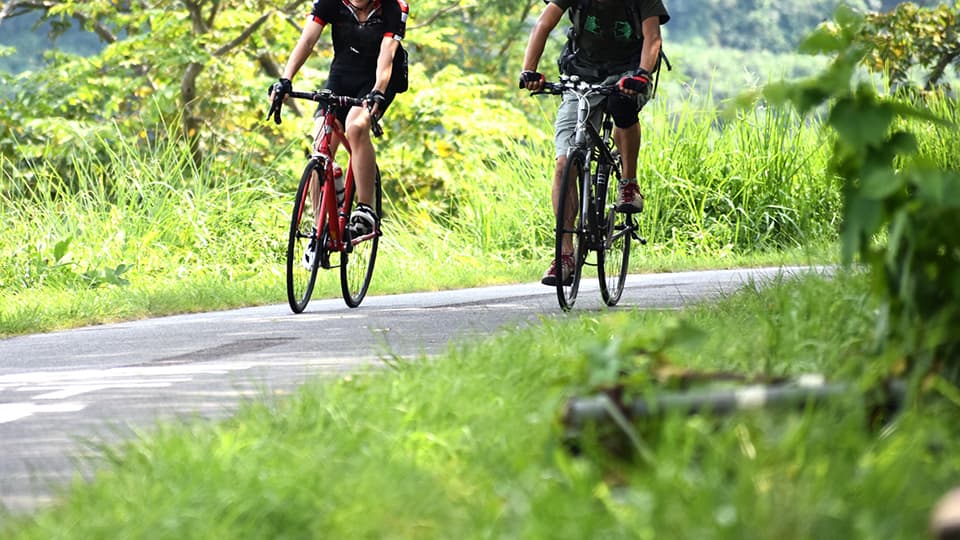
left=0, top=0, right=958, bottom=537
left=3, top=270, right=958, bottom=539
left=0, top=87, right=838, bottom=337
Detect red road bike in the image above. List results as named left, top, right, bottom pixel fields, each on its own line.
left=268, top=89, right=383, bottom=312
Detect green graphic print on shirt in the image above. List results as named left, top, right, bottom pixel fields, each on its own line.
left=583, top=15, right=633, bottom=40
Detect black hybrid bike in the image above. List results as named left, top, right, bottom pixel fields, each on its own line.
left=531, top=75, right=646, bottom=311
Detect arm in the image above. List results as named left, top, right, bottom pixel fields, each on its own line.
left=373, top=37, right=401, bottom=95
left=520, top=2, right=564, bottom=90
left=365, top=36, right=400, bottom=118
left=638, top=16, right=662, bottom=73
left=281, top=19, right=325, bottom=81
left=617, top=16, right=663, bottom=96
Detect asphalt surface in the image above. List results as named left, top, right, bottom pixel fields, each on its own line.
left=0, top=267, right=819, bottom=516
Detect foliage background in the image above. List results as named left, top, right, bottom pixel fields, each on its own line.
left=0, top=0, right=957, bottom=333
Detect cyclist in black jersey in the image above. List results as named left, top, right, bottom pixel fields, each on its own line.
left=270, top=0, right=409, bottom=236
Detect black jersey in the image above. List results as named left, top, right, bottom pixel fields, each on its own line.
left=551, top=0, right=668, bottom=74
left=310, top=0, right=409, bottom=76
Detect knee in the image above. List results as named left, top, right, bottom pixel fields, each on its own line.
left=608, top=94, right=639, bottom=128
left=345, top=118, right=371, bottom=142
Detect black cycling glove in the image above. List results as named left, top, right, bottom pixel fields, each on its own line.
left=269, top=78, right=292, bottom=99
left=519, top=70, right=544, bottom=89
left=617, top=68, right=651, bottom=94
left=364, top=89, right=386, bottom=117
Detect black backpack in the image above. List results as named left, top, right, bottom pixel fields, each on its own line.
left=547, top=0, right=671, bottom=91
left=390, top=43, right=409, bottom=94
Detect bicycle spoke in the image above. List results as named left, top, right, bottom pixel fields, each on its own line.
left=340, top=167, right=381, bottom=307
left=556, top=152, right=587, bottom=311
left=598, top=162, right=631, bottom=306
left=286, top=159, right=325, bottom=313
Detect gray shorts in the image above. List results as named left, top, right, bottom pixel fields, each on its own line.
left=553, top=71, right=650, bottom=158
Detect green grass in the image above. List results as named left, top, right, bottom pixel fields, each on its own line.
left=3, top=269, right=957, bottom=539
left=0, top=95, right=841, bottom=337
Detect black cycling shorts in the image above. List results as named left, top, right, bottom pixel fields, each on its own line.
left=606, top=90, right=646, bottom=129
left=318, top=69, right=397, bottom=125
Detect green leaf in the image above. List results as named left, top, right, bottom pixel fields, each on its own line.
left=834, top=4, right=866, bottom=36
left=915, top=170, right=960, bottom=208
left=799, top=23, right=847, bottom=55
left=760, top=82, right=792, bottom=107
left=888, top=100, right=956, bottom=127
left=886, top=131, right=919, bottom=157
left=828, top=97, right=894, bottom=147
left=53, top=237, right=73, bottom=263
left=860, top=169, right=904, bottom=200
left=841, top=195, right=884, bottom=263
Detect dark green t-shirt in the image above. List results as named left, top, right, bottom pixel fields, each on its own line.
left=550, top=0, right=669, bottom=75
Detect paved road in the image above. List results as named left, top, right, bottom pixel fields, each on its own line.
left=0, top=267, right=817, bottom=516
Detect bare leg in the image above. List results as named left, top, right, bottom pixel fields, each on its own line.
left=343, top=106, right=376, bottom=208
left=552, top=155, right=578, bottom=255
left=613, top=122, right=641, bottom=180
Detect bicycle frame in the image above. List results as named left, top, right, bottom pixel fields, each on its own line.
left=565, top=82, right=622, bottom=251
left=298, top=102, right=379, bottom=255
left=310, top=108, right=353, bottom=252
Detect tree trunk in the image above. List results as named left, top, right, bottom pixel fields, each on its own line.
left=925, top=48, right=960, bottom=90
left=181, top=62, right=205, bottom=168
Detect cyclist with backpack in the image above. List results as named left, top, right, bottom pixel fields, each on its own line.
left=270, top=0, right=409, bottom=237
left=520, top=0, right=669, bottom=286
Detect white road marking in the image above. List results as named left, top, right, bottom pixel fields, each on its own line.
left=31, top=383, right=178, bottom=400
left=0, top=358, right=376, bottom=425
left=0, top=402, right=87, bottom=424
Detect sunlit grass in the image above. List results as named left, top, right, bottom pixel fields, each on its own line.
left=3, top=269, right=956, bottom=539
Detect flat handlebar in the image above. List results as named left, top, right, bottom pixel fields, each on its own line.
left=527, top=77, right=620, bottom=97
left=267, top=89, right=383, bottom=138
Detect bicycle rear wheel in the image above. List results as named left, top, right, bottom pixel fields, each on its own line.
left=286, top=158, right=325, bottom=313
left=597, top=161, right=632, bottom=306
left=340, top=167, right=382, bottom=307
left=555, top=152, right=587, bottom=311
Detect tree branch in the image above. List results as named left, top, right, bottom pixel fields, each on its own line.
left=409, top=1, right=466, bottom=30
left=183, top=0, right=206, bottom=34
left=0, top=0, right=116, bottom=42
left=0, top=1, right=18, bottom=29
left=496, top=0, right=538, bottom=62
left=213, top=11, right=271, bottom=57
left=925, top=47, right=960, bottom=90
left=205, top=0, right=220, bottom=30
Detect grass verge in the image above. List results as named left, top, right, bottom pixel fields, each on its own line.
left=3, top=268, right=957, bottom=539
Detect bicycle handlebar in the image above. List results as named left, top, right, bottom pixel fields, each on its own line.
left=527, top=77, right=620, bottom=98
left=267, top=89, right=383, bottom=138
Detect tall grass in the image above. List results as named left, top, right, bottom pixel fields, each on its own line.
left=907, top=89, right=960, bottom=171
left=638, top=92, right=837, bottom=256
left=0, top=91, right=854, bottom=335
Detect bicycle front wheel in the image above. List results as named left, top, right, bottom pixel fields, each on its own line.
left=555, top=152, right=587, bottom=311
left=286, top=158, right=325, bottom=313
left=340, top=167, right=382, bottom=308
left=597, top=164, right=632, bottom=306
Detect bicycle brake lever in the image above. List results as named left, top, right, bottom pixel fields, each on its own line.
left=267, top=98, right=283, bottom=125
